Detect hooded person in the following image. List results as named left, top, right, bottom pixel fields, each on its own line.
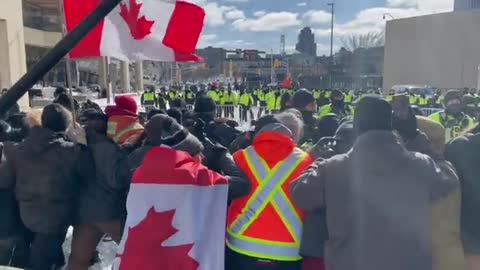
left=229, top=115, right=281, bottom=154
left=318, top=89, right=354, bottom=120
left=292, top=89, right=320, bottom=146
left=128, top=114, right=250, bottom=201
left=226, top=112, right=314, bottom=270
left=0, top=104, right=94, bottom=270
left=68, top=109, right=132, bottom=270
left=115, top=120, right=231, bottom=270
left=300, top=120, right=356, bottom=270
left=446, top=125, right=480, bottom=270
left=393, top=104, right=466, bottom=270
left=428, top=89, right=474, bottom=142
left=105, top=95, right=144, bottom=145
left=290, top=96, right=459, bottom=270
left=53, top=93, right=86, bottom=145
left=193, top=95, right=240, bottom=148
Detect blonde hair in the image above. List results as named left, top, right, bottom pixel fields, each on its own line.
left=24, top=109, right=43, bottom=128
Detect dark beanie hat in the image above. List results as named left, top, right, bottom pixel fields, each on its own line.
left=253, top=115, right=281, bottom=134
left=53, top=93, right=75, bottom=112
left=444, top=89, right=463, bottom=105
left=42, top=103, right=72, bottom=132
left=194, top=96, right=217, bottom=114
left=292, top=89, right=315, bottom=109
left=354, top=96, right=392, bottom=135
left=331, top=89, right=344, bottom=99
left=80, top=108, right=108, bottom=122
left=146, top=115, right=203, bottom=156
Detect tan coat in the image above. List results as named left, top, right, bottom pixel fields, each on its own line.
left=431, top=189, right=467, bottom=270
left=408, top=120, right=466, bottom=270
left=417, top=116, right=445, bottom=154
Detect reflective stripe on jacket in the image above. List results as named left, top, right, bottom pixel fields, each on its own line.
left=228, top=133, right=313, bottom=261
left=428, top=111, right=474, bottom=142
left=107, top=115, right=144, bottom=144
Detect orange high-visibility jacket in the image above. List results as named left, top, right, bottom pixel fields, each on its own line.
left=107, top=115, right=144, bottom=144
left=227, top=131, right=313, bottom=261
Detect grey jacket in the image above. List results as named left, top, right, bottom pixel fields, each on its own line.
left=290, top=131, right=458, bottom=270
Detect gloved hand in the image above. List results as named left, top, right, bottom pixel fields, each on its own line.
left=308, top=137, right=337, bottom=160
left=393, top=107, right=418, bottom=142
left=191, top=117, right=206, bottom=142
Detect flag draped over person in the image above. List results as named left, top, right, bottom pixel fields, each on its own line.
left=63, top=0, right=205, bottom=62
left=113, top=146, right=229, bottom=270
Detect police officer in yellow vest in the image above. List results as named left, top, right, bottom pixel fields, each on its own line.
left=324, top=89, right=332, bottom=99
left=238, top=89, right=254, bottom=122
left=265, top=88, right=276, bottom=114
left=386, top=89, right=395, bottom=102
left=184, top=87, right=195, bottom=105
left=168, top=88, right=177, bottom=101
left=344, top=90, right=353, bottom=104
left=222, top=88, right=237, bottom=118
left=312, top=89, right=321, bottom=107
left=207, top=87, right=219, bottom=102
left=408, top=92, right=418, bottom=105
left=141, top=88, right=156, bottom=107
left=434, top=90, right=444, bottom=108
left=428, top=89, right=474, bottom=142
left=141, top=88, right=156, bottom=113
left=257, top=88, right=267, bottom=119
left=318, top=89, right=354, bottom=120
left=417, top=94, right=428, bottom=107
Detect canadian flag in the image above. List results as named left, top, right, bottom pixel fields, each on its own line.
left=63, top=0, right=205, bottom=62
left=113, top=146, right=229, bottom=270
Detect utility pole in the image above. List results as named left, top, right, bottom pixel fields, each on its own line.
left=328, top=2, right=334, bottom=89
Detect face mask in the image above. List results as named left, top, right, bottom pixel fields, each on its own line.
left=332, top=99, right=344, bottom=107
left=301, top=110, right=315, bottom=124
left=445, top=104, right=463, bottom=115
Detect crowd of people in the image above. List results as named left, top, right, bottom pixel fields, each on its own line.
left=0, top=85, right=480, bottom=270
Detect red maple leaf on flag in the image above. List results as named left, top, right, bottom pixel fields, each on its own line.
left=118, top=208, right=199, bottom=270
left=119, top=0, right=155, bottom=40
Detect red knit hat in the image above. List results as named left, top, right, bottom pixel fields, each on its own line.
left=114, top=95, right=137, bottom=114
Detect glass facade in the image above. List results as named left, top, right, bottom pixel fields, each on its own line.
left=22, top=0, right=61, bottom=32
left=454, top=0, right=480, bottom=10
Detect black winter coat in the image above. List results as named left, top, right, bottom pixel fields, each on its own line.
left=128, top=139, right=250, bottom=201
left=446, top=133, right=480, bottom=252
left=0, top=127, right=94, bottom=234
left=76, top=130, right=131, bottom=224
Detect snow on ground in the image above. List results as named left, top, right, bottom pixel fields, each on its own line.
left=62, top=227, right=117, bottom=270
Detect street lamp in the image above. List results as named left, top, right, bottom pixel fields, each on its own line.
left=383, top=13, right=394, bottom=20
left=327, top=2, right=334, bottom=88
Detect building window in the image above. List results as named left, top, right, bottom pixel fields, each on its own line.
left=23, top=0, right=61, bottom=32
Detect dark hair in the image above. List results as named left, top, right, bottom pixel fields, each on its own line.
left=167, top=108, right=183, bottom=124
left=54, top=86, right=67, bottom=98
left=42, top=104, right=71, bottom=132
left=147, top=109, right=166, bottom=120
left=53, top=93, right=79, bottom=113
left=170, top=98, right=186, bottom=109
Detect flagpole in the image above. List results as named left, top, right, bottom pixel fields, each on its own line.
left=0, top=0, right=122, bottom=117
left=58, top=0, right=77, bottom=124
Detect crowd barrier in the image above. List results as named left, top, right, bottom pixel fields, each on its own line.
left=419, top=108, right=442, bottom=116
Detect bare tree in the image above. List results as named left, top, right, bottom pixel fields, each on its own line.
left=340, top=31, right=385, bottom=51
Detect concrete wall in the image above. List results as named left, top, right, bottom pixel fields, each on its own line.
left=24, top=27, right=62, bottom=48
left=383, top=10, right=480, bottom=91
left=0, top=0, right=29, bottom=110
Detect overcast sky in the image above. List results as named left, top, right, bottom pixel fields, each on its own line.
left=189, top=0, right=454, bottom=55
